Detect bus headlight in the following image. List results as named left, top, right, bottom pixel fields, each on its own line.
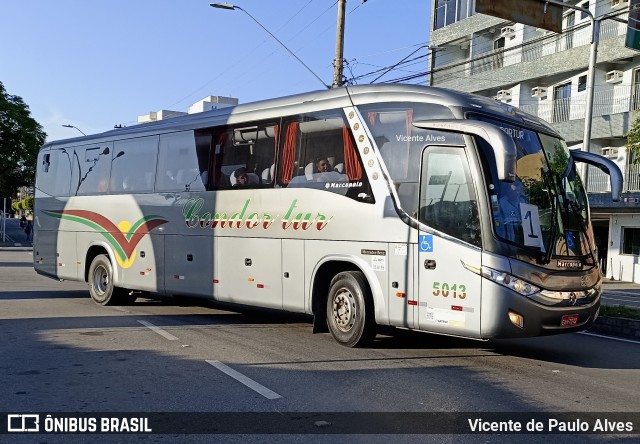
left=461, top=262, right=540, bottom=296
left=480, top=266, right=540, bottom=296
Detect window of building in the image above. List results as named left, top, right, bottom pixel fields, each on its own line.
left=622, top=227, right=640, bottom=255
left=578, top=75, right=587, bottom=92
left=110, top=136, right=158, bottom=193
left=579, top=2, right=589, bottom=20
left=434, top=0, right=474, bottom=30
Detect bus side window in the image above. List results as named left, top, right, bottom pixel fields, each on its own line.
left=280, top=110, right=368, bottom=199
left=157, top=131, right=209, bottom=192
left=74, top=145, right=113, bottom=195
left=111, top=136, right=158, bottom=194
left=36, top=149, right=73, bottom=197
left=210, top=122, right=278, bottom=189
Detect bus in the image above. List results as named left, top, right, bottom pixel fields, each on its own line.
left=33, top=84, right=623, bottom=347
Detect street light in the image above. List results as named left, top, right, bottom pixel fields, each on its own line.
left=210, top=3, right=330, bottom=89
left=62, top=124, right=86, bottom=136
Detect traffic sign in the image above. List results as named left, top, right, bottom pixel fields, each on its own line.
left=476, top=0, right=562, bottom=34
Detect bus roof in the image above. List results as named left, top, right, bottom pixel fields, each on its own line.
left=43, top=84, right=559, bottom=149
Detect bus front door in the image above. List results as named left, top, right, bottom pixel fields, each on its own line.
left=416, top=145, right=482, bottom=338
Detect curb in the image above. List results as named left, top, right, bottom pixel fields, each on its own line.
left=588, top=316, right=640, bottom=340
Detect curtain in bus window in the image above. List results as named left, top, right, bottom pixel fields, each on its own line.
left=342, top=125, right=362, bottom=180
left=282, top=122, right=299, bottom=184
left=213, top=131, right=229, bottom=187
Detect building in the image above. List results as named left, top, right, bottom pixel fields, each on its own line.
left=188, top=95, right=239, bottom=114
left=429, top=0, right=640, bottom=282
left=138, top=96, right=239, bottom=123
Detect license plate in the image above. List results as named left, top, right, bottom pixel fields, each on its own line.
left=560, top=314, right=579, bottom=327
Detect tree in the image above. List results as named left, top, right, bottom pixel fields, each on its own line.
left=625, top=112, right=640, bottom=165
left=0, top=81, right=46, bottom=197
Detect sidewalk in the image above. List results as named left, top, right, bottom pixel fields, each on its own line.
left=602, top=279, right=640, bottom=292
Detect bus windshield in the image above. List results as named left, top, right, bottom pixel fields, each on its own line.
left=473, top=116, right=592, bottom=258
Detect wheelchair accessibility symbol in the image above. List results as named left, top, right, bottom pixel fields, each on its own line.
left=419, top=234, right=433, bottom=252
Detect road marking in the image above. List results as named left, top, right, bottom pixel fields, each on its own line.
left=206, top=360, right=282, bottom=400
left=137, top=320, right=179, bottom=341
left=578, top=332, right=640, bottom=344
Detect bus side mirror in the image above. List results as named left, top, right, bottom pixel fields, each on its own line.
left=570, top=150, right=623, bottom=202
left=412, top=119, right=516, bottom=182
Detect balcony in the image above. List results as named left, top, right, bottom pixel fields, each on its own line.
left=431, top=15, right=628, bottom=90
left=519, top=84, right=640, bottom=124
left=588, top=164, right=640, bottom=194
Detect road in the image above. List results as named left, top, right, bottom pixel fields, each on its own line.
left=0, top=248, right=638, bottom=443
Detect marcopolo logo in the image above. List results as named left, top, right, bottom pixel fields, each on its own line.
left=8, top=414, right=40, bottom=432
left=42, top=210, right=168, bottom=269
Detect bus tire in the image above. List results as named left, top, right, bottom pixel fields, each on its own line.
left=326, top=271, right=376, bottom=347
left=88, top=254, right=131, bottom=306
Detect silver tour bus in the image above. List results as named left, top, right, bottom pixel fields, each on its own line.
left=33, top=84, right=623, bottom=347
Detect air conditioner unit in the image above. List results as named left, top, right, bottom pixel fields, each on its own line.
left=531, top=86, right=548, bottom=98
left=601, top=147, right=619, bottom=158
left=496, top=90, right=512, bottom=101
left=500, top=26, right=516, bottom=38
left=605, top=70, right=624, bottom=83
left=611, top=0, right=629, bottom=9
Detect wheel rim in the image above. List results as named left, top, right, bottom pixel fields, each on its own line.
left=332, top=287, right=356, bottom=332
left=92, top=264, right=109, bottom=296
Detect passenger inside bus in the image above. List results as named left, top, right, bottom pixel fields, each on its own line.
left=233, top=167, right=248, bottom=186
left=230, top=167, right=260, bottom=187
left=303, top=157, right=344, bottom=182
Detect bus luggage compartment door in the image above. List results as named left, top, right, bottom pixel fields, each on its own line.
left=216, top=237, right=283, bottom=309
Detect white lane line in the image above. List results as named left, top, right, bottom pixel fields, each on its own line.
left=137, top=320, right=179, bottom=341
left=206, top=360, right=282, bottom=400
left=578, top=332, right=640, bottom=344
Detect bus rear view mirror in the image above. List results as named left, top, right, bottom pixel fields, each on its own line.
left=571, top=149, right=623, bottom=202
left=412, top=119, right=517, bottom=182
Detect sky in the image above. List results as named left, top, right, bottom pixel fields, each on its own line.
left=1, top=0, right=431, bottom=142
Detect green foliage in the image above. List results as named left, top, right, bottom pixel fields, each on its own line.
left=600, top=304, right=640, bottom=320
left=625, top=112, right=640, bottom=165
left=0, top=81, right=46, bottom=197
left=24, top=196, right=34, bottom=212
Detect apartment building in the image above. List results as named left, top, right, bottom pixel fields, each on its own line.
left=429, top=0, right=640, bottom=282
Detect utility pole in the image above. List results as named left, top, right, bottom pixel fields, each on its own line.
left=332, top=0, right=346, bottom=88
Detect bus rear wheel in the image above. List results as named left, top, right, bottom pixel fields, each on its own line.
left=326, top=271, right=376, bottom=347
left=88, top=254, right=136, bottom=306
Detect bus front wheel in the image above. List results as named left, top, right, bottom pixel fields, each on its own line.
left=326, top=271, right=376, bottom=347
left=88, top=254, right=136, bottom=305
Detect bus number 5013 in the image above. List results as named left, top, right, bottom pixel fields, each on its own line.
left=432, top=282, right=466, bottom=299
